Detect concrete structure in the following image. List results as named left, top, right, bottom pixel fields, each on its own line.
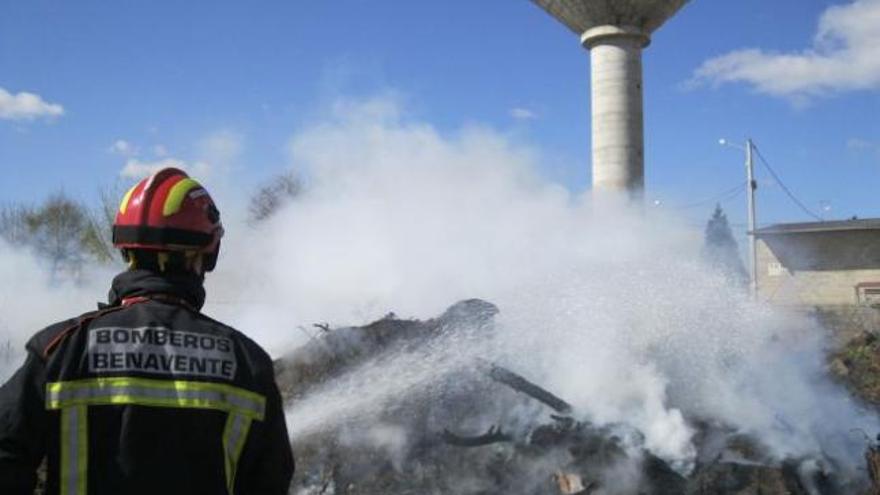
left=530, top=0, right=689, bottom=195
left=754, top=219, right=880, bottom=307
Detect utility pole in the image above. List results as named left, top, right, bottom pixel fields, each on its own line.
left=745, top=139, right=757, bottom=299
left=720, top=137, right=759, bottom=298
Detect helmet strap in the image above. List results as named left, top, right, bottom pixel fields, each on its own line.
left=123, top=249, right=207, bottom=276
left=185, top=251, right=206, bottom=276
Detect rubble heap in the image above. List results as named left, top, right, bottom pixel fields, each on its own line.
left=830, top=331, right=880, bottom=406
left=275, top=300, right=876, bottom=495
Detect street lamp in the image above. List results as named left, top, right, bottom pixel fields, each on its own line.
left=720, top=138, right=757, bottom=299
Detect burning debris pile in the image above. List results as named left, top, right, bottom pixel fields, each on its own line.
left=275, top=300, right=876, bottom=495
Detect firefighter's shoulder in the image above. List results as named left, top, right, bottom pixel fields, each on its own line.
left=26, top=306, right=125, bottom=360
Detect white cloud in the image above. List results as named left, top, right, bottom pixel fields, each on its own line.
left=117, top=131, right=242, bottom=181
left=120, top=157, right=210, bottom=179
left=108, top=139, right=136, bottom=156
left=0, top=87, right=64, bottom=121
left=109, top=140, right=170, bottom=159
left=846, top=138, right=880, bottom=162
left=690, top=0, right=880, bottom=101
left=846, top=137, right=876, bottom=150
left=509, top=107, right=538, bottom=120
left=197, top=130, right=243, bottom=166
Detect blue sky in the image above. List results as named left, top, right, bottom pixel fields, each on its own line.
left=1, top=0, right=878, bottom=231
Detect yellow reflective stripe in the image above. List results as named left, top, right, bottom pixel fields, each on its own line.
left=60, top=408, right=71, bottom=495
left=46, top=377, right=265, bottom=421
left=157, top=252, right=170, bottom=271
left=60, top=406, right=87, bottom=495
left=118, top=184, right=138, bottom=214
left=223, top=412, right=253, bottom=494
left=163, top=178, right=201, bottom=217
left=47, top=376, right=259, bottom=396
left=76, top=407, right=88, bottom=495
left=50, top=395, right=258, bottom=416
left=47, top=377, right=265, bottom=405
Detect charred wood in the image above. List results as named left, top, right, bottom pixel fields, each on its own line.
left=442, top=425, right=512, bottom=447
left=867, top=442, right=880, bottom=495
left=481, top=361, right=573, bottom=414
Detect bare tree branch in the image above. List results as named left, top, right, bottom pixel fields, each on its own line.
left=248, top=172, right=303, bottom=224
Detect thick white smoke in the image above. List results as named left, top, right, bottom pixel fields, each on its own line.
left=204, top=95, right=875, bottom=474
left=0, top=95, right=874, bottom=478
left=0, top=241, right=112, bottom=378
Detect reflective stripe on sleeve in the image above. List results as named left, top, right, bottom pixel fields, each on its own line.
left=222, top=412, right=253, bottom=494
left=46, top=377, right=265, bottom=420
left=60, top=405, right=87, bottom=495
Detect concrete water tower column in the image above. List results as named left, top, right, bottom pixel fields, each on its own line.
left=582, top=26, right=649, bottom=195
left=530, top=0, right=690, bottom=198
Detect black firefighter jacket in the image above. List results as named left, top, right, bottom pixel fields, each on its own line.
left=0, top=269, right=295, bottom=495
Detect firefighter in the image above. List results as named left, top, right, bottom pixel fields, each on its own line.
left=0, top=168, right=294, bottom=495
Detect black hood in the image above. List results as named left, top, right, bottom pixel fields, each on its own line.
left=107, top=269, right=206, bottom=310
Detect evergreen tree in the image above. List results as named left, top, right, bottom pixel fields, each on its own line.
left=703, top=203, right=748, bottom=286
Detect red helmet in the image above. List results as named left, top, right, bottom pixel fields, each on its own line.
left=113, top=168, right=223, bottom=268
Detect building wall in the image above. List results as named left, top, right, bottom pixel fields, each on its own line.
left=755, top=230, right=880, bottom=307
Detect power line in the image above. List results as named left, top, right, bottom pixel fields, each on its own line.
left=716, top=185, right=746, bottom=206
left=672, top=181, right=747, bottom=210
left=751, top=144, right=824, bottom=222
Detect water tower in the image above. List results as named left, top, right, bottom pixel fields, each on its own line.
left=531, top=0, right=690, bottom=196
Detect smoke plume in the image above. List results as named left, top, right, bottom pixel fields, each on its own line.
left=208, top=96, right=875, bottom=475
left=1, top=95, right=875, bottom=481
